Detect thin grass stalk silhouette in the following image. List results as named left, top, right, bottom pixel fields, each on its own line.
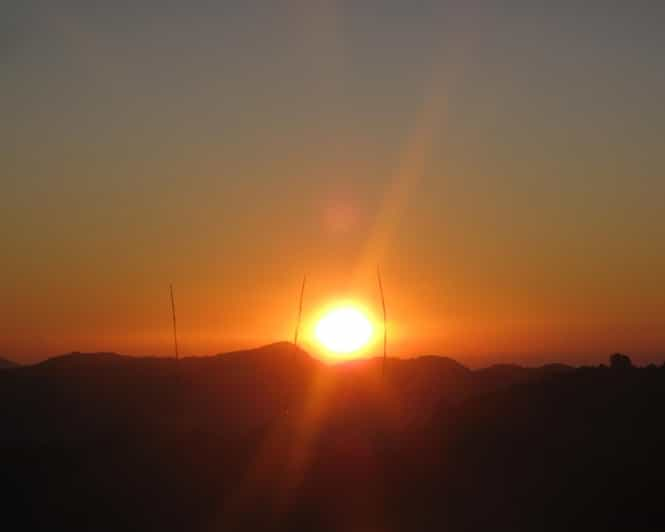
left=294, top=274, right=307, bottom=347
left=170, top=284, right=180, bottom=361
left=377, top=266, right=387, bottom=378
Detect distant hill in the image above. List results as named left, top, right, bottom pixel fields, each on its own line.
left=8, top=346, right=576, bottom=411
left=22, top=342, right=315, bottom=376
left=474, top=362, right=574, bottom=389
left=27, top=351, right=137, bottom=372
left=1, top=344, right=580, bottom=442
left=17, top=346, right=573, bottom=382
left=0, top=357, right=18, bottom=369
left=211, top=341, right=313, bottom=364
left=2, top=343, right=323, bottom=441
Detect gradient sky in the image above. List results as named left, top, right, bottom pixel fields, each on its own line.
left=2, top=2, right=664, bottom=365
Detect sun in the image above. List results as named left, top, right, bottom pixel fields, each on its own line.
left=315, top=306, right=374, bottom=356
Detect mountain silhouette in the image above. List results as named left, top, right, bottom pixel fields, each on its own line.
left=1, top=345, right=663, bottom=531
left=0, top=357, right=18, bottom=369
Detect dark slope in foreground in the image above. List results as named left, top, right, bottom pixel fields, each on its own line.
left=1, top=345, right=663, bottom=532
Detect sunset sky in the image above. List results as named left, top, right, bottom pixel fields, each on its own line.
left=2, top=3, right=664, bottom=365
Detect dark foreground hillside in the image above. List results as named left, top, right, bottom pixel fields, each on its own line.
left=1, top=344, right=663, bottom=531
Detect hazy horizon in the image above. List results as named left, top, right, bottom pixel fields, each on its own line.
left=3, top=2, right=664, bottom=365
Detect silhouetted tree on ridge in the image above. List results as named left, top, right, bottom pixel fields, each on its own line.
left=610, top=353, right=633, bottom=370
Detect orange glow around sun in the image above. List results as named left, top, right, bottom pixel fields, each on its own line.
left=313, top=304, right=375, bottom=359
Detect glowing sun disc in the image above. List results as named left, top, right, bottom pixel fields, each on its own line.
left=315, top=307, right=373, bottom=354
